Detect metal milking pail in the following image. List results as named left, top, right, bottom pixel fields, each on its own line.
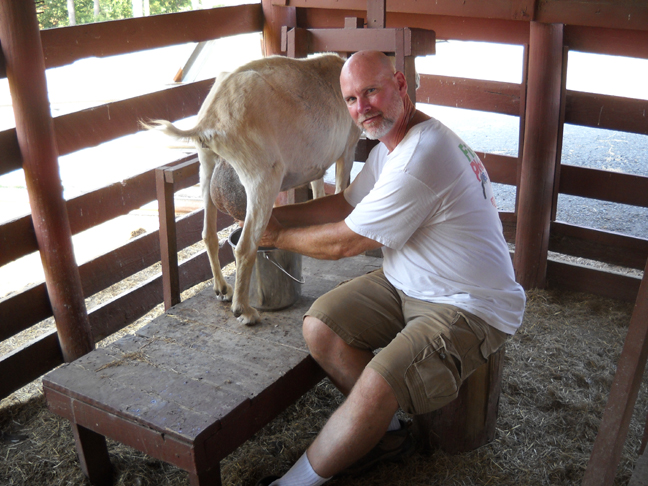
left=227, top=227, right=304, bottom=310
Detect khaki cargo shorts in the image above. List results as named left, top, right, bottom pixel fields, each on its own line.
left=305, top=268, right=508, bottom=415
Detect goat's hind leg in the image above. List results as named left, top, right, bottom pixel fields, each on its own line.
left=200, top=153, right=233, bottom=301
left=231, top=175, right=282, bottom=325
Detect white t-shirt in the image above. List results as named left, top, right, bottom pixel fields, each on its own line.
left=344, top=117, right=525, bottom=335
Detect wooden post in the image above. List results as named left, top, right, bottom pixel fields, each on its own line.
left=262, top=0, right=296, bottom=57
left=263, top=0, right=298, bottom=206
left=582, top=258, right=648, bottom=486
left=513, top=22, right=565, bottom=289
left=414, top=346, right=505, bottom=454
left=0, top=0, right=94, bottom=361
left=156, top=168, right=180, bottom=310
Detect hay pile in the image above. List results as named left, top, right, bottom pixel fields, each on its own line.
left=1, top=287, right=645, bottom=486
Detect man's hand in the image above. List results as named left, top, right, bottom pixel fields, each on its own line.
left=258, top=213, right=283, bottom=248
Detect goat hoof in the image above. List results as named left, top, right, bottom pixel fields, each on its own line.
left=213, top=282, right=233, bottom=301
left=232, top=304, right=260, bottom=325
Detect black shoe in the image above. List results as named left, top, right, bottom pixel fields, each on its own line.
left=255, top=475, right=280, bottom=486
left=339, top=420, right=415, bottom=477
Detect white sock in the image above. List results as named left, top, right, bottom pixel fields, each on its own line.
left=387, top=414, right=402, bottom=432
left=271, top=452, right=331, bottom=486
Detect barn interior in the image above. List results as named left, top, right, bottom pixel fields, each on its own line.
left=1, top=1, right=647, bottom=485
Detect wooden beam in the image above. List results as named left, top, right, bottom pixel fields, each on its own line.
left=39, top=5, right=264, bottom=70
left=546, top=259, right=641, bottom=303
left=262, top=0, right=296, bottom=56
left=514, top=22, right=565, bottom=289
left=275, top=0, right=537, bottom=23
left=582, top=258, right=648, bottom=485
left=550, top=222, right=648, bottom=271
left=298, top=27, right=435, bottom=56
left=565, top=91, right=648, bottom=136
left=0, top=0, right=93, bottom=361
left=417, top=74, right=521, bottom=116
left=564, top=25, right=648, bottom=59
left=559, top=165, right=648, bottom=208
left=277, top=0, right=648, bottom=32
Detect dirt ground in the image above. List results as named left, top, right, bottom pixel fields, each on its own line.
left=1, top=279, right=646, bottom=486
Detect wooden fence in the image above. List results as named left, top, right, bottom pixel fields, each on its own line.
left=1, top=0, right=647, bottom=399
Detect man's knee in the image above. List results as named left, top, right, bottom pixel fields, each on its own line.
left=303, top=316, right=334, bottom=356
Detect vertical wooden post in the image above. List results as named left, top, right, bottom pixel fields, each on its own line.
left=367, top=0, right=386, bottom=29
left=0, top=0, right=93, bottom=361
left=156, top=168, right=180, bottom=310
left=262, top=0, right=296, bottom=57
left=513, top=22, right=564, bottom=289
left=263, top=0, right=298, bottom=206
left=582, top=259, right=648, bottom=486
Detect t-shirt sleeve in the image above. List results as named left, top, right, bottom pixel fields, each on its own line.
left=345, top=170, right=438, bottom=250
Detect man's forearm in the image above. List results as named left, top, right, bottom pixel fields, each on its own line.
left=273, top=192, right=353, bottom=228
left=275, top=220, right=382, bottom=260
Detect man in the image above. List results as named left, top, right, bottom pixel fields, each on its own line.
left=255, top=50, right=526, bottom=486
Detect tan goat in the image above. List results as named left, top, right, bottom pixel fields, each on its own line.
left=146, top=54, right=360, bottom=325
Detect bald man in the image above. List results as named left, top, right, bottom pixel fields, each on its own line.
left=255, top=51, right=526, bottom=486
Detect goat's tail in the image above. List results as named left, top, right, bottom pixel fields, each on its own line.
left=140, top=119, right=203, bottom=141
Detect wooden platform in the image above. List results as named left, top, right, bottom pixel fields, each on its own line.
left=43, top=254, right=381, bottom=486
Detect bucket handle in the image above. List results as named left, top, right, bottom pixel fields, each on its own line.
left=262, top=252, right=305, bottom=284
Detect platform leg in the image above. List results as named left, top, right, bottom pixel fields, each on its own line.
left=189, top=463, right=222, bottom=486
left=71, top=423, right=113, bottom=485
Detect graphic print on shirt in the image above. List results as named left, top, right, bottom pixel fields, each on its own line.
left=458, top=143, right=497, bottom=208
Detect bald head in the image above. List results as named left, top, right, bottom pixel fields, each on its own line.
left=341, top=50, right=396, bottom=85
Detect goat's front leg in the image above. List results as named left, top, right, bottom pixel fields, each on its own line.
left=231, top=176, right=281, bottom=325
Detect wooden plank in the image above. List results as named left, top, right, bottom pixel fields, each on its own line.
left=0, top=154, right=198, bottom=267
left=0, top=330, right=63, bottom=399
left=565, top=25, right=648, bottom=59
left=417, top=74, right=521, bottom=117
left=54, top=81, right=212, bottom=158
left=536, top=0, right=648, bottom=33
left=550, top=222, right=648, bottom=271
left=582, top=259, right=648, bottom=485
left=278, top=0, right=537, bottom=22
left=478, top=153, right=518, bottom=186
left=547, top=259, right=641, bottom=303
left=0, top=128, right=21, bottom=176
left=565, top=91, right=648, bottom=136
left=559, top=165, right=648, bottom=208
left=39, top=5, right=264, bottom=69
left=285, top=0, right=648, bottom=32
left=0, top=210, right=214, bottom=342
left=298, top=27, right=435, bottom=56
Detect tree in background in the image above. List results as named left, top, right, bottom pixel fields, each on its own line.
left=36, top=0, right=194, bottom=29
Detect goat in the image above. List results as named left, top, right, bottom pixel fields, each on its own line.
left=145, top=54, right=360, bottom=325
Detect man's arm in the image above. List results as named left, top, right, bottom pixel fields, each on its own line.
left=272, top=191, right=354, bottom=227
left=264, top=218, right=382, bottom=260
left=260, top=192, right=383, bottom=260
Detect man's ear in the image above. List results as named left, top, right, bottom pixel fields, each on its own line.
left=394, top=71, right=408, bottom=96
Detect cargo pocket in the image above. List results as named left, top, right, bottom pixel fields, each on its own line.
left=404, top=336, right=461, bottom=415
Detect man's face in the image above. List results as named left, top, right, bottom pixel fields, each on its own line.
left=341, top=69, right=405, bottom=140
